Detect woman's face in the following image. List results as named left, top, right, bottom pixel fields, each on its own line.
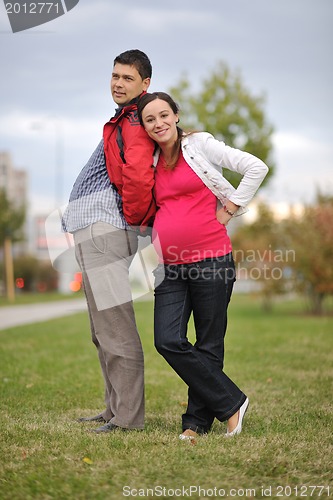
left=141, top=98, right=179, bottom=148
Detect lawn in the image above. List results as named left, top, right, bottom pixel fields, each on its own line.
left=0, top=295, right=332, bottom=499
left=0, top=290, right=84, bottom=307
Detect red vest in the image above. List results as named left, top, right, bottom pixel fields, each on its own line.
left=103, top=102, right=156, bottom=232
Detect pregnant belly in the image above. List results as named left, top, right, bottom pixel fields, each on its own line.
left=152, top=211, right=231, bottom=264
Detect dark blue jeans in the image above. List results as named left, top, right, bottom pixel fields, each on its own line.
left=153, top=254, right=246, bottom=434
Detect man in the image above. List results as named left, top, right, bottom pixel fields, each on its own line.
left=62, top=49, right=155, bottom=433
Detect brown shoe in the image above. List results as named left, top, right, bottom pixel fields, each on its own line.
left=179, top=429, right=198, bottom=445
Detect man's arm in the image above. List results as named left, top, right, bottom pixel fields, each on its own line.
left=121, top=122, right=155, bottom=226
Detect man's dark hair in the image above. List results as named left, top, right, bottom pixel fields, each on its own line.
left=114, top=49, right=152, bottom=80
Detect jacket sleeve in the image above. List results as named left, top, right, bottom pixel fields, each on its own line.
left=121, top=123, right=156, bottom=226
left=202, top=133, right=269, bottom=208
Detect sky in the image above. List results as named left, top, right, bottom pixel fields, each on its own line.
left=0, top=0, right=332, bottom=218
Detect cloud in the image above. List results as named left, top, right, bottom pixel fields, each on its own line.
left=272, top=131, right=332, bottom=170
left=263, top=131, right=333, bottom=204
left=0, top=109, right=104, bottom=142
left=125, top=6, right=218, bottom=34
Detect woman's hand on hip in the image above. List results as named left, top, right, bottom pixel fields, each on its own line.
left=216, top=207, right=233, bottom=225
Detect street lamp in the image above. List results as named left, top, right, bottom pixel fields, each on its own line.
left=31, top=117, right=64, bottom=208
left=31, top=118, right=69, bottom=294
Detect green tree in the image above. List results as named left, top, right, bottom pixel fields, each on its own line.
left=0, top=189, right=26, bottom=300
left=0, top=189, right=26, bottom=245
left=169, top=61, right=274, bottom=188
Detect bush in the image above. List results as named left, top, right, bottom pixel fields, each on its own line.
left=13, top=254, right=58, bottom=292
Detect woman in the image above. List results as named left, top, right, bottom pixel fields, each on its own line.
left=137, top=92, right=269, bottom=443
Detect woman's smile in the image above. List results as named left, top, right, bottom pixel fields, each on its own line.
left=141, top=98, right=179, bottom=147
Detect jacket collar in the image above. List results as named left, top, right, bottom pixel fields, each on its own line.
left=113, top=91, right=147, bottom=117
left=181, top=133, right=190, bottom=147
left=110, top=91, right=147, bottom=123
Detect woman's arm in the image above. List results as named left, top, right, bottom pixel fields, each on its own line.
left=202, top=134, right=269, bottom=208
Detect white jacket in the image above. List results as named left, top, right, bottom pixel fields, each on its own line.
left=154, top=132, right=269, bottom=216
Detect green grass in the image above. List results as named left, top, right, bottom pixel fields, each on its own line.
left=0, top=295, right=332, bottom=499
left=0, top=290, right=84, bottom=307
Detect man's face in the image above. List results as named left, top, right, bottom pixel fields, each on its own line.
left=111, top=63, right=150, bottom=105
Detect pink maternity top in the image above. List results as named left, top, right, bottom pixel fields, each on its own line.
left=153, top=153, right=232, bottom=264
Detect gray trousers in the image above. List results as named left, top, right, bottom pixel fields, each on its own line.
left=74, top=222, right=144, bottom=429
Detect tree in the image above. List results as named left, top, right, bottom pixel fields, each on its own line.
left=284, top=194, right=333, bottom=314
left=232, top=202, right=291, bottom=311
left=232, top=196, right=333, bottom=314
left=12, top=255, right=58, bottom=292
left=0, top=189, right=26, bottom=245
left=0, top=189, right=26, bottom=300
left=169, top=61, right=275, bottom=188
left=11, top=255, right=39, bottom=292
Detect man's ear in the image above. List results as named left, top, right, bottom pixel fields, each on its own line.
left=142, top=77, right=151, bottom=91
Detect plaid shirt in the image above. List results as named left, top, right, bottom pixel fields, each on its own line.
left=61, top=139, right=130, bottom=233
